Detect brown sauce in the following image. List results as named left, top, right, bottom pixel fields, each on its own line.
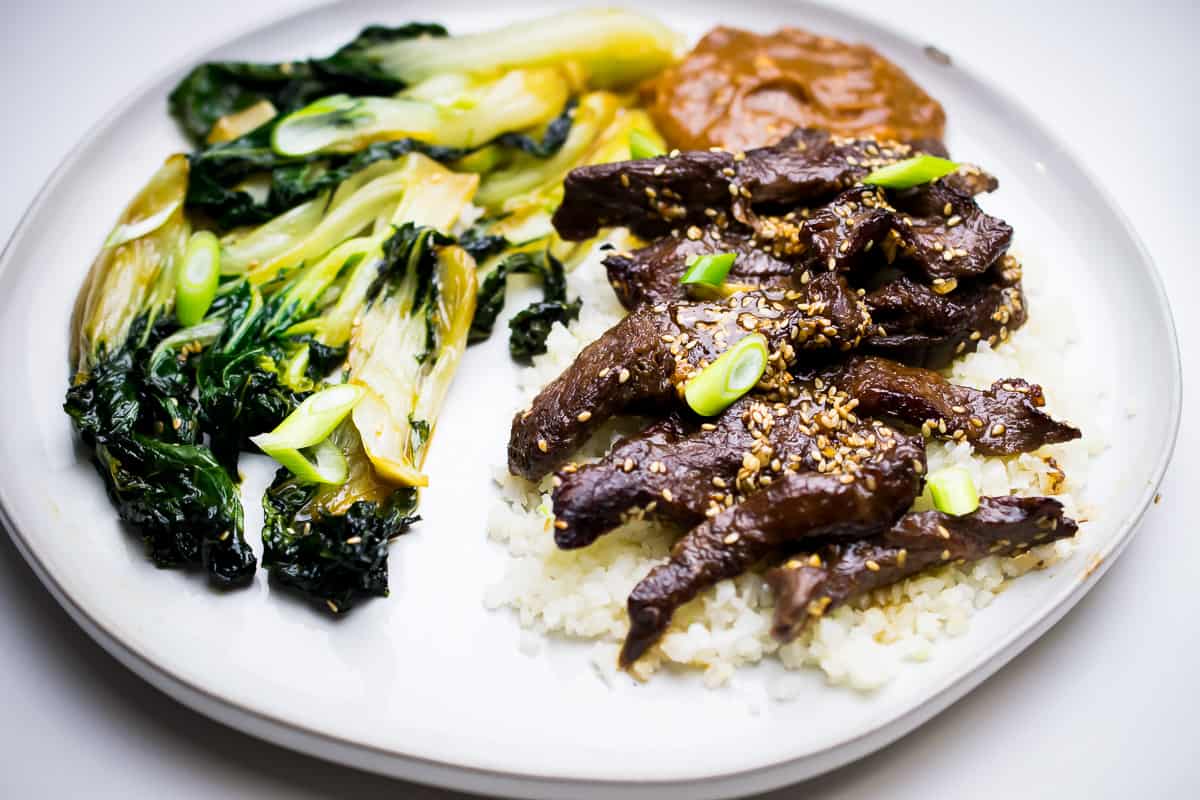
left=641, top=27, right=946, bottom=151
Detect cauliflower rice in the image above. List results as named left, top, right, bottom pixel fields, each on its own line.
left=483, top=238, right=1104, bottom=691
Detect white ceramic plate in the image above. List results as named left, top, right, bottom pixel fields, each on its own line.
left=0, top=1, right=1180, bottom=797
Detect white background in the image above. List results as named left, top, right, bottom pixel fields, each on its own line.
left=1, top=1, right=1195, bottom=797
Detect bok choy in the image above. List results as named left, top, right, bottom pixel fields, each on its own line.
left=65, top=156, right=257, bottom=585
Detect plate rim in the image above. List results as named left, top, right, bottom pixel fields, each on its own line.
left=0, top=0, right=1182, bottom=796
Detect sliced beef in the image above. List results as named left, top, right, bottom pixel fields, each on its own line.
left=865, top=260, right=1026, bottom=369
left=604, top=229, right=795, bottom=310
left=553, top=391, right=844, bottom=549
left=892, top=182, right=1012, bottom=282
left=767, top=496, right=1077, bottom=641
left=619, top=430, right=925, bottom=666
left=794, top=185, right=894, bottom=271
left=553, top=129, right=916, bottom=241
left=509, top=280, right=871, bottom=480
left=823, top=355, right=1081, bottom=455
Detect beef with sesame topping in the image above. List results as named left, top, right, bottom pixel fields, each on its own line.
left=507, top=284, right=872, bottom=480
left=890, top=182, right=1013, bottom=281
left=819, top=355, right=1081, bottom=455
left=604, top=228, right=795, bottom=309
left=619, top=430, right=926, bottom=666
left=864, top=260, right=1026, bottom=368
left=551, top=390, right=864, bottom=549
left=766, top=496, right=1077, bottom=641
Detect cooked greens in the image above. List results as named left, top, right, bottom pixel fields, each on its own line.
left=65, top=156, right=256, bottom=585
left=68, top=8, right=679, bottom=612
left=169, top=23, right=448, bottom=146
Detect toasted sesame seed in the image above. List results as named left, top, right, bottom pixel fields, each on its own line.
left=623, top=458, right=635, bottom=472
left=554, top=520, right=568, bottom=530
left=577, top=411, right=592, bottom=422
left=865, top=559, right=880, bottom=572
left=537, top=439, right=549, bottom=453
left=618, top=369, right=630, bottom=383
left=345, top=536, right=362, bottom=545
left=723, top=533, right=740, bottom=545
left=661, top=488, right=674, bottom=502
left=937, top=525, right=951, bottom=539
left=941, top=549, right=952, bottom=560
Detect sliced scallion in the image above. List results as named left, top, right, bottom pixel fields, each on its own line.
left=684, top=334, right=768, bottom=417
left=927, top=466, right=979, bottom=516
left=680, top=252, right=736, bottom=288
left=629, top=129, right=665, bottom=160
left=250, top=384, right=365, bottom=484
left=862, top=155, right=960, bottom=189
left=175, top=231, right=222, bottom=326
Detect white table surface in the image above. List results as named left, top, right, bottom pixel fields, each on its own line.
left=2, top=1, right=1195, bottom=797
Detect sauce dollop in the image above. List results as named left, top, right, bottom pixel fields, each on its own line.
left=641, top=27, right=946, bottom=151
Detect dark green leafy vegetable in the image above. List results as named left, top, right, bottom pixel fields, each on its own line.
left=469, top=249, right=581, bottom=363
left=494, top=99, right=577, bottom=157
left=65, top=316, right=256, bottom=585
left=196, top=283, right=308, bottom=473
left=187, top=127, right=470, bottom=229
left=168, top=23, right=449, bottom=146
left=261, top=470, right=419, bottom=611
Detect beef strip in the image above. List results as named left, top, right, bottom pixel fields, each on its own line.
left=604, top=228, right=795, bottom=310
left=865, top=258, right=1026, bottom=368
left=552, top=387, right=860, bottom=549
left=788, top=185, right=895, bottom=271
left=892, top=182, right=1013, bottom=282
left=766, top=496, right=1077, bottom=641
left=552, top=129, right=919, bottom=241
left=822, top=355, right=1081, bottom=455
left=508, top=279, right=871, bottom=480
left=619, top=429, right=926, bottom=666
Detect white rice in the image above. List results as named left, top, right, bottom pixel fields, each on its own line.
left=483, top=237, right=1104, bottom=691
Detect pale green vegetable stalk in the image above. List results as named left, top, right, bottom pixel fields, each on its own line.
left=271, top=67, right=571, bottom=157
left=367, top=8, right=683, bottom=88
left=71, top=154, right=191, bottom=376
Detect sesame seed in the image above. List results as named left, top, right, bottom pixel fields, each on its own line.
left=618, top=369, right=630, bottom=383
left=326, top=600, right=339, bottom=613
left=537, top=439, right=548, bottom=453
left=577, top=411, right=592, bottom=422
left=623, top=458, right=635, bottom=472
left=661, top=488, right=674, bottom=502
left=345, top=536, right=362, bottom=545
left=723, top=533, right=740, bottom=545
left=941, top=549, right=951, bottom=560
left=865, top=559, right=880, bottom=572
left=554, top=520, right=568, bottom=530
left=937, top=525, right=951, bottom=539
left=991, top=423, right=1007, bottom=436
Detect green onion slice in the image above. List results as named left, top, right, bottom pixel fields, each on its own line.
left=862, top=155, right=960, bottom=189
left=684, top=334, right=769, bottom=417
left=251, top=384, right=365, bottom=484
left=680, top=252, right=736, bottom=288
left=927, top=466, right=980, bottom=516
left=629, top=129, right=665, bottom=160
left=176, top=231, right=222, bottom=326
